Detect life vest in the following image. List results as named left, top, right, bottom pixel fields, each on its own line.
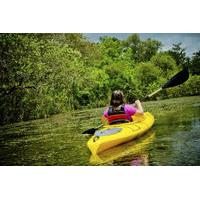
left=107, top=105, right=130, bottom=125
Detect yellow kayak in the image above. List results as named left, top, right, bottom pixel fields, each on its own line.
left=87, top=112, right=155, bottom=155
left=90, top=130, right=155, bottom=165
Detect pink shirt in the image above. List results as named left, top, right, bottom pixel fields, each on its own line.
left=103, top=104, right=137, bottom=121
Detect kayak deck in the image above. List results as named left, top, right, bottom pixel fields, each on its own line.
left=87, top=112, right=154, bottom=155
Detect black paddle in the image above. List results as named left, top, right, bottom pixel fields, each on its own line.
left=145, top=68, right=189, bottom=99
left=82, top=124, right=104, bottom=135
left=82, top=68, right=189, bottom=135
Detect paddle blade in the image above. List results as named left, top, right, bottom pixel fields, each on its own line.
left=82, top=124, right=104, bottom=135
left=162, top=68, right=189, bottom=89
left=82, top=128, right=97, bottom=135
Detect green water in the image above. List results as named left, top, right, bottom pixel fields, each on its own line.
left=0, top=96, right=199, bottom=166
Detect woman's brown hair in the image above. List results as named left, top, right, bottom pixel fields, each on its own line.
left=110, top=90, right=125, bottom=107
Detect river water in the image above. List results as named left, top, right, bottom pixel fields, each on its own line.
left=0, top=96, right=199, bottom=166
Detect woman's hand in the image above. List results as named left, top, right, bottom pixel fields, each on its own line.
left=135, top=100, right=144, bottom=113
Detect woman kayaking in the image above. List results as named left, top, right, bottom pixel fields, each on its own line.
left=102, top=90, right=144, bottom=125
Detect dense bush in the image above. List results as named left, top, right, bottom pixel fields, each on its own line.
left=0, top=33, right=199, bottom=124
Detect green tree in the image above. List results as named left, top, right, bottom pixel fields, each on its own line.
left=98, top=36, right=123, bottom=66
left=133, top=62, right=162, bottom=97
left=140, top=39, right=162, bottom=62
left=190, top=50, right=200, bottom=75
left=123, top=34, right=162, bottom=62
left=33, top=33, right=101, bottom=67
left=123, top=33, right=140, bottom=60
left=75, top=68, right=110, bottom=107
left=104, top=61, right=140, bottom=102
left=150, top=52, right=177, bottom=78
left=0, top=34, right=43, bottom=123
left=0, top=34, right=89, bottom=124
left=168, top=43, right=187, bottom=67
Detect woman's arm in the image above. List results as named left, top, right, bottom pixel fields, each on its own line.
left=135, top=100, right=144, bottom=114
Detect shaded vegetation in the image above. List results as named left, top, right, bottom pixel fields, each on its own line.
left=0, top=33, right=199, bottom=124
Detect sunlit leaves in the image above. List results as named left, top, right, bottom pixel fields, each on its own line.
left=0, top=33, right=199, bottom=125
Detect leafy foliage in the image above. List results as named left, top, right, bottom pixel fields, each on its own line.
left=0, top=33, right=199, bottom=124
left=123, top=34, right=162, bottom=62
left=190, top=50, right=200, bottom=75
left=168, top=43, right=187, bottom=67
left=150, top=52, right=177, bottom=78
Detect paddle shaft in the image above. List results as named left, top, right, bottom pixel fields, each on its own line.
left=146, top=88, right=162, bottom=98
